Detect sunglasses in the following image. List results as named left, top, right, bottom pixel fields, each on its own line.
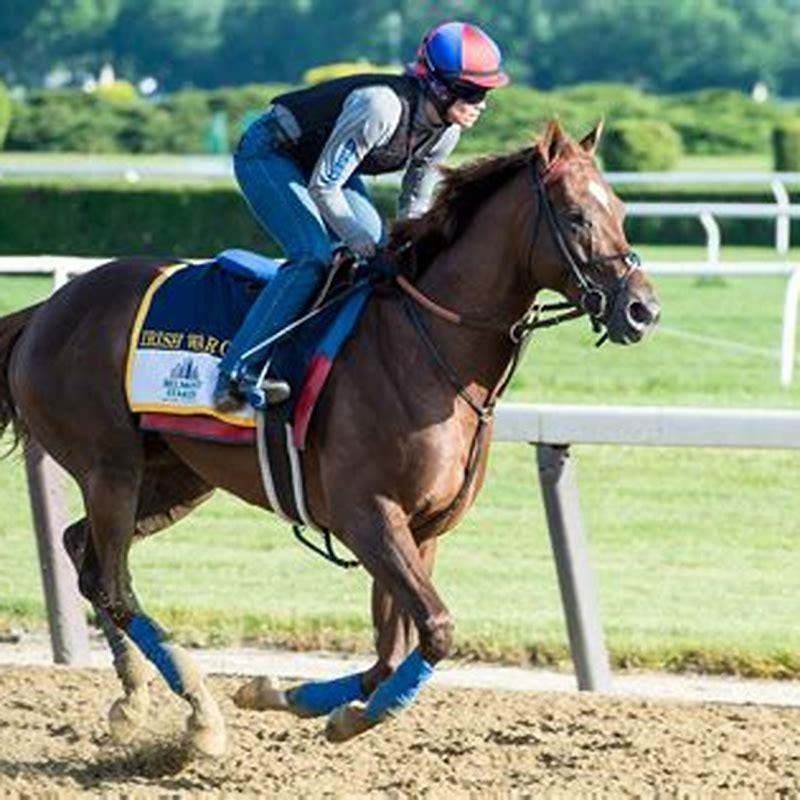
left=449, top=82, right=488, bottom=105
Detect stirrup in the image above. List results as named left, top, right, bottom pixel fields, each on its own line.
left=247, top=377, right=291, bottom=410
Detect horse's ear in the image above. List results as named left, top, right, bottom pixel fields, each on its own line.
left=580, top=119, right=604, bottom=156
left=538, top=120, right=567, bottom=166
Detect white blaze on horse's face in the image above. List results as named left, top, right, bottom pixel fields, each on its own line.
left=588, top=180, right=611, bottom=213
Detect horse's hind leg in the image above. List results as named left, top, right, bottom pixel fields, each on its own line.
left=81, top=458, right=226, bottom=756
left=64, top=519, right=155, bottom=743
left=65, top=459, right=216, bottom=746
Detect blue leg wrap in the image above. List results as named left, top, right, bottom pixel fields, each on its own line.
left=288, top=672, right=367, bottom=717
left=127, top=614, right=184, bottom=695
left=364, top=649, right=434, bottom=723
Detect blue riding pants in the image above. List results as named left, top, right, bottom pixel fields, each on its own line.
left=218, top=112, right=384, bottom=380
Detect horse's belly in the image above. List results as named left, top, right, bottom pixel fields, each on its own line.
left=162, top=435, right=271, bottom=509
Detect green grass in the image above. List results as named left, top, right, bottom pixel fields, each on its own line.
left=1, top=270, right=799, bottom=676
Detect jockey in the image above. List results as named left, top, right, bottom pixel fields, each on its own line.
left=214, top=21, right=509, bottom=411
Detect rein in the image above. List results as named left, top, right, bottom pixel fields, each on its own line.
left=395, top=155, right=643, bottom=426
left=396, top=157, right=642, bottom=353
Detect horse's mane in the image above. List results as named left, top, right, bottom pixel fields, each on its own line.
left=388, top=144, right=539, bottom=277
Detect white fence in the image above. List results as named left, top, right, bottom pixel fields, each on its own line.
left=3, top=159, right=797, bottom=256
left=26, top=403, right=800, bottom=691
left=612, top=172, right=800, bottom=257
left=3, top=254, right=800, bottom=385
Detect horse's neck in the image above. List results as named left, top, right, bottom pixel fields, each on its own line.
left=415, top=177, right=536, bottom=396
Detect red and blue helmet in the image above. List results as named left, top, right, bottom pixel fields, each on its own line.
left=416, top=22, right=509, bottom=93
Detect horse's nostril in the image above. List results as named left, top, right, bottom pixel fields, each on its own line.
left=627, top=300, right=652, bottom=327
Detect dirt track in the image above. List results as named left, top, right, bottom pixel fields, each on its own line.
left=0, top=665, right=798, bottom=796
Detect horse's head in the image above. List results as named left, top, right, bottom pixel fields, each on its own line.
left=527, top=121, right=660, bottom=344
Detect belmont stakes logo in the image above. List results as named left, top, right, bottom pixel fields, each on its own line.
left=161, top=357, right=202, bottom=403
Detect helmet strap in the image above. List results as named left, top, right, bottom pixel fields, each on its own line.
left=422, top=76, right=455, bottom=121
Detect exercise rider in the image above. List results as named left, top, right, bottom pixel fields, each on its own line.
left=214, top=20, right=509, bottom=411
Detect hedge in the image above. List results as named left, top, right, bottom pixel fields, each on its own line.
left=0, top=182, right=796, bottom=256
left=7, top=84, right=291, bottom=154
left=773, top=120, right=800, bottom=171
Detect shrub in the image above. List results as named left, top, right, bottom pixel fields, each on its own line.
left=663, top=89, right=781, bottom=154
left=0, top=81, right=10, bottom=149
left=602, top=118, right=683, bottom=171
left=5, top=82, right=796, bottom=160
left=773, top=119, right=800, bottom=171
left=203, top=83, right=292, bottom=145
left=7, top=89, right=143, bottom=152
left=554, top=83, right=660, bottom=121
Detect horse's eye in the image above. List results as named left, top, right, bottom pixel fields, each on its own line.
left=565, top=209, right=591, bottom=230
left=564, top=206, right=591, bottom=228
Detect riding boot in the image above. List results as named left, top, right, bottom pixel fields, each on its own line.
left=214, top=258, right=326, bottom=410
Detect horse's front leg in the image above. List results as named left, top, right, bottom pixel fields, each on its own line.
left=362, top=538, right=438, bottom=695
left=232, top=536, right=439, bottom=726
left=325, top=507, right=451, bottom=743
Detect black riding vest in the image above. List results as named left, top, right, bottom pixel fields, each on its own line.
left=273, top=74, right=424, bottom=177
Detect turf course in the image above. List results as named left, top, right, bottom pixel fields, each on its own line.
left=0, top=260, right=798, bottom=676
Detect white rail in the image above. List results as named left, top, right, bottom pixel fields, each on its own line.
left=0, top=155, right=233, bottom=182
left=497, top=402, right=800, bottom=689
left=2, top=255, right=799, bottom=385
left=495, top=404, right=800, bottom=448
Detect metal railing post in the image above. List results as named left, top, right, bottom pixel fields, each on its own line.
left=781, top=267, right=800, bottom=386
left=771, top=178, right=791, bottom=256
left=699, top=210, right=721, bottom=268
left=24, top=441, right=90, bottom=665
left=535, top=443, right=612, bottom=691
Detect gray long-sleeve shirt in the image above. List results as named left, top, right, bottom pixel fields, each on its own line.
left=275, top=85, right=460, bottom=249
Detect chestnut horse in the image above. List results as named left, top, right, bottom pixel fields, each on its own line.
left=0, top=122, right=658, bottom=755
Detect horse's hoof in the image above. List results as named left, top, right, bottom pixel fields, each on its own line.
left=325, top=701, right=377, bottom=744
left=186, top=717, right=227, bottom=758
left=233, top=676, right=292, bottom=712
left=108, top=690, right=148, bottom=744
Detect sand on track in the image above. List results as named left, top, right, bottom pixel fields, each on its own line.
left=0, top=665, right=798, bottom=796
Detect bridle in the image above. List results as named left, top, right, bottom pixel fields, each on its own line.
left=395, top=154, right=644, bottom=420
left=398, top=156, right=642, bottom=349
left=535, top=156, right=642, bottom=345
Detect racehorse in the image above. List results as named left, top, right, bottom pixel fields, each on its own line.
left=0, top=121, right=659, bottom=755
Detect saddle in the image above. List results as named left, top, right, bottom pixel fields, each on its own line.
left=126, top=248, right=372, bottom=445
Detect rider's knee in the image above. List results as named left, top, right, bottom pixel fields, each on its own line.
left=419, top=612, right=453, bottom=664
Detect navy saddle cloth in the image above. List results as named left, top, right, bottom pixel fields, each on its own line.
left=129, top=248, right=372, bottom=436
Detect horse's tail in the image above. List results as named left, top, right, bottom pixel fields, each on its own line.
left=0, top=303, right=41, bottom=455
